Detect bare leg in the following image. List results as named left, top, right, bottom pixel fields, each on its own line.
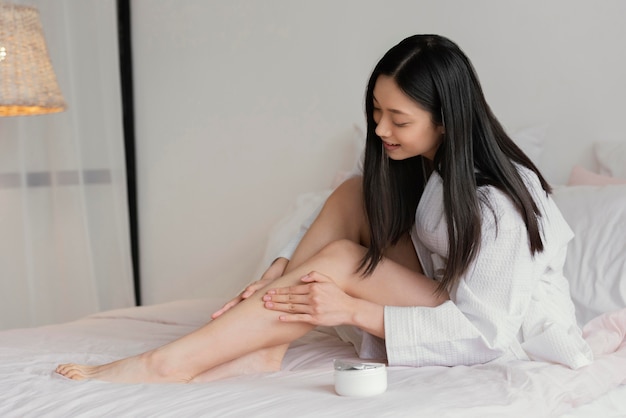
left=56, top=177, right=432, bottom=383
left=189, top=346, right=288, bottom=383
left=56, top=238, right=442, bottom=384
left=194, top=177, right=423, bottom=382
left=286, top=176, right=421, bottom=274
left=194, top=177, right=398, bottom=383
left=192, top=177, right=376, bottom=382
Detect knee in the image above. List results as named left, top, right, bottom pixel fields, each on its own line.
left=320, top=177, right=366, bottom=239
left=309, top=240, right=365, bottom=292
left=316, top=239, right=364, bottom=265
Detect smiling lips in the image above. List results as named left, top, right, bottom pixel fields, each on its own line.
left=382, top=141, right=400, bottom=150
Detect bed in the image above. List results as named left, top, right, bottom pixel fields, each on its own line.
left=0, top=298, right=625, bottom=417
left=1, top=139, right=625, bottom=417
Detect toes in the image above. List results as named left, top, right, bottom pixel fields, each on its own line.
left=55, top=363, right=87, bottom=380
left=55, top=363, right=70, bottom=375
left=66, top=369, right=86, bottom=380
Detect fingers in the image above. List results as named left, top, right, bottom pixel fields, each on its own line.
left=264, top=300, right=311, bottom=316
left=211, top=296, right=241, bottom=319
left=300, top=271, right=331, bottom=283
left=265, top=271, right=332, bottom=299
left=277, top=313, right=315, bottom=324
left=211, top=304, right=229, bottom=319
left=266, top=283, right=310, bottom=296
left=262, top=292, right=308, bottom=305
left=214, top=259, right=290, bottom=319
left=241, top=284, right=260, bottom=298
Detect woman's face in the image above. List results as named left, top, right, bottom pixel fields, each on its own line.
left=372, top=75, right=443, bottom=161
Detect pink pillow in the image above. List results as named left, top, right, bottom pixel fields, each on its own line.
left=567, top=165, right=626, bottom=186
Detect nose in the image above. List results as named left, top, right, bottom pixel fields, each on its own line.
left=375, top=118, right=391, bottom=138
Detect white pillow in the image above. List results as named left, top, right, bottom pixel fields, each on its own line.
left=568, top=165, right=626, bottom=186
left=254, top=189, right=331, bottom=279
left=552, top=185, right=626, bottom=326
left=511, top=125, right=548, bottom=166
left=594, top=141, right=626, bottom=179
left=331, top=124, right=365, bottom=188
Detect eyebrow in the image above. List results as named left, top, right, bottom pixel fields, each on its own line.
left=372, top=96, right=412, bottom=116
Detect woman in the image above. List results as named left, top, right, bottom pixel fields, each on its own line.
left=56, top=34, right=592, bottom=383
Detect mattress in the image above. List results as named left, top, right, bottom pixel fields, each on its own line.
left=1, top=298, right=625, bottom=417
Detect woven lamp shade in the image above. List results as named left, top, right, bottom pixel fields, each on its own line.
left=0, top=3, right=66, bottom=116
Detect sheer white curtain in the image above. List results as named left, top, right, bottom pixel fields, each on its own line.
left=0, top=0, right=134, bottom=330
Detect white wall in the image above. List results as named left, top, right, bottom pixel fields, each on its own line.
left=131, top=0, right=626, bottom=305
left=0, top=0, right=134, bottom=330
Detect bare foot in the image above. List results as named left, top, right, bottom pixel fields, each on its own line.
left=190, top=345, right=287, bottom=383
left=56, top=345, right=288, bottom=384
left=55, top=350, right=193, bottom=384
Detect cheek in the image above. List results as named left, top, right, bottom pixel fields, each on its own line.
left=408, top=126, right=438, bottom=145
left=403, top=127, right=441, bottom=154
left=427, top=126, right=443, bottom=144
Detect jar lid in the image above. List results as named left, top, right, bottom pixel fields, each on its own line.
left=333, top=359, right=385, bottom=371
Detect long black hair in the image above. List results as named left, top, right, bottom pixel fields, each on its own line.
left=360, top=34, right=551, bottom=293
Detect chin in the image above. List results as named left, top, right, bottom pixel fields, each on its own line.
left=384, top=151, right=413, bottom=161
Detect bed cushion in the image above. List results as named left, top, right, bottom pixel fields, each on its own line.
left=511, top=125, right=548, bottom=166
left=568, top=165, right=626, bottom=186
left=594, top=141, right=626, bottom=179
left=552, top=185, right=626, bottom=325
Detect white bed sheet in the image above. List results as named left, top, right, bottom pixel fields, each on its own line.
left=1, top=298, right=625, bottom=417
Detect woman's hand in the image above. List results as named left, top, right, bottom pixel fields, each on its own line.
left=211, top=257, right=289, bottom=319
left=262, top=271, right=356, bottom=327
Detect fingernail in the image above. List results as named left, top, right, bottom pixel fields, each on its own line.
left=262, top=295, right=271, bottom=301
left=265, top=302, right=274, bottom=308
left=267, top=290, right=276, bottom=295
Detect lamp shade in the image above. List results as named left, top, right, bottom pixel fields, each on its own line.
left=0, top=3, right=66, bottom=116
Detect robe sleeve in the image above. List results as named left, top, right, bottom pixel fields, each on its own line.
left=384, top=191, right=538, bottom=367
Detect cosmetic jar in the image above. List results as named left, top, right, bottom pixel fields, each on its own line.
left=333, top=359, right=387, bottom=397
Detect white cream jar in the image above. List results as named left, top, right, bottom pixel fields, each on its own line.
left=333, top=359, right=387, bottom=397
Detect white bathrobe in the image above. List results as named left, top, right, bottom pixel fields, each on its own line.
left=383, top=169, right=592, bottom=369
left=279, top=168, right=593, bottom=369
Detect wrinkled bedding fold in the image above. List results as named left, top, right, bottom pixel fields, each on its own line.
left=0, top=298, right=624, bottom=417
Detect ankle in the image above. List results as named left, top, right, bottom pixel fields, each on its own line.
left=140, top=350, right=187, bottom=381
left=258, top=346, right=287, bottom=370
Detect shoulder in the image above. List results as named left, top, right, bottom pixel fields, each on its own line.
left=478, top=188, right=520, bottom=233
left=477, top=165, right=547, bottom=231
